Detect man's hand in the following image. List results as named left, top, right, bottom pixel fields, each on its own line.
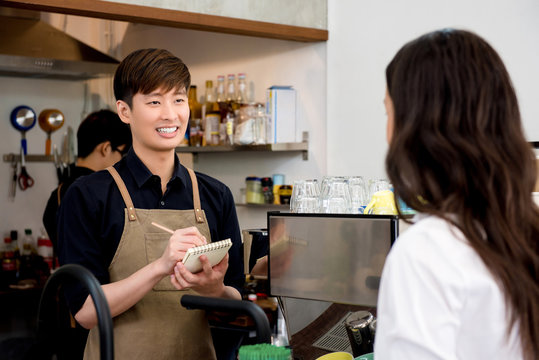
left=170, top=253, right=229, bottom=297
left=157, top=226, right=207, bottom=276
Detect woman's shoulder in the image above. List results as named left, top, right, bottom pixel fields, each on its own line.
left=389, top=215, right=476, bottom=280
left=396, top=214, right=468, bottom=251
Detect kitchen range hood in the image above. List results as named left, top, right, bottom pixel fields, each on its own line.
left=0, top=8, right=119, bottom=80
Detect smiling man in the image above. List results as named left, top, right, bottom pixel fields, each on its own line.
left=57, top=49, right=244, bottom=360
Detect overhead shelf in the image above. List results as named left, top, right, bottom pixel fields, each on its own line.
left=0, top=0, right=328, bottom=42
left=176, top=141, right=309, bottom=161
left=3, top=141, right=309, bottom=163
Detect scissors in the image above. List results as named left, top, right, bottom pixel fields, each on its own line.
left=18, top=148, right=35, bottom=190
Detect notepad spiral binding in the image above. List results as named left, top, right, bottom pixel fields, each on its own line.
left=187, top=239, right=232, bottom=255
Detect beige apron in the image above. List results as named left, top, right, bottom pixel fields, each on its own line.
left=84, top=167, right=216, bottom=360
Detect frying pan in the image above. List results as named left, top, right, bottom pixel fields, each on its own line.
left=10, top=105, right=37, bottom=155
left=38, top=109, right=65, bottom=155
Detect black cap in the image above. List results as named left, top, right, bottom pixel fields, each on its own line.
left=10, top=230, right=18, bottom=240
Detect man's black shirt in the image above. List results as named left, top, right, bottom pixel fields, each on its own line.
left=58, top=148, right=244, bottom=313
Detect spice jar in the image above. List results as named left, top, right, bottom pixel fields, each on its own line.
left=278, top=185, right=293, bottom=205
left=246, top=177, right=264, bottom=204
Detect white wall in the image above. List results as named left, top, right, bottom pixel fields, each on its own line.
left=104, top=0, right=327, bottom=29
left=327, top=0, right=539, bottom=179
left=0, top=77, right=86, bottom=238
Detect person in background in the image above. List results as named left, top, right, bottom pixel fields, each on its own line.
left=57, top=48, right=244, bottom=360
left=41, top=109, right=131, bottom=360
left=375, top=29, right=538, bottom=360
left=43, top=109, right=132, bottom=251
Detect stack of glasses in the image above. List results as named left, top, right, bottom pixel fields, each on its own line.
left=290, top=177, right=394, bottom=214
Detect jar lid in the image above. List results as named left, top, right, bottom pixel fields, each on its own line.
left=345, top=311, right=374, bottom=329
left=246, top=176, right=261, bottom=181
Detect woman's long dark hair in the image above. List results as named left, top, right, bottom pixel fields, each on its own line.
left=385, top=29, right=538, bottom=359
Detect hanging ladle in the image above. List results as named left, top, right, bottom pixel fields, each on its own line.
left=10, top=105, right=37, bottom=156
left=38, top=109, right=65, bottom=155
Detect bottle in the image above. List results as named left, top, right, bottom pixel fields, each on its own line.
left=223, top=106, right=235, bottom=145
left=188, top=85, right=203, bottom=147
left=37, top=229, right=53, bottom=273
left=215, top=75, right=228, bottom=123
left=203, top=80, right=219, bottom=114
left=1, top=237, right=17, bottom=288
left=225, top=73, right=236, bottom=103
left=215, top=75, right=226, bottom=103
left=202, top=80, right=219, bottom=146
left=226, top=73, right=241, bottom=115
left=10, top=230, right=20, bottom=262
left=9, top=230, right=20, bottom=276
left=21, top=228, right=34, bottom=256
left=236, top=73, right=248, bottom=105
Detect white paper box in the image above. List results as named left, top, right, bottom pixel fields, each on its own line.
left=266, top=86, right=296, bottom=143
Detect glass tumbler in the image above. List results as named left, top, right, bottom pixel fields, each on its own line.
left=367, top=179, right=391, bottom=202
left=291, top=179, right=320, bottom=213
left=319, top=177, right=351, bottom=214
left=297, top=179, right=320, bottom=213
left=348, top=176, right=368, bottom=214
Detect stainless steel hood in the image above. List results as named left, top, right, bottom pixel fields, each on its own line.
left=0, top=8, right=119, bottom=80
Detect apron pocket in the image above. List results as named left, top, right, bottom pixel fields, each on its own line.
left=145, top=232, right=187, bottom=291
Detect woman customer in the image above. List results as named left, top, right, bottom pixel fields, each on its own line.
left=375, top=29, right=539, bottom=360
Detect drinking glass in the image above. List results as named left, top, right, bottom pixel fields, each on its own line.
left=367, top=179, right=391, bottom=202
left=319, top=177, right=351, bottom=214
left=291, top=179, right=320, bottom=213
left=348, top=176, right=368, bottom=214
left=297, top=179, right=320, bottom=213
left=290, top=180, right=304, bottom=213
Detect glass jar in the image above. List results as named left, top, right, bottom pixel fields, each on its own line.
left=246, top=177, right=264, bottom=204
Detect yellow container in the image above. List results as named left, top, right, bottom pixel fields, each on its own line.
left=315, top=352, right=354, bottom=360
left=246, top=177, right=264, bottom=204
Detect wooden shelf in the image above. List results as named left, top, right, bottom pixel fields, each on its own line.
left=0, top=0, right=328, bottom=42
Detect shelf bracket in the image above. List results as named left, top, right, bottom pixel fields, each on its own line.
left=302, top=131, right=309, bottom=161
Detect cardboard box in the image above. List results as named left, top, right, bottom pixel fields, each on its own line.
left=266, top=86, right=296, bottom=143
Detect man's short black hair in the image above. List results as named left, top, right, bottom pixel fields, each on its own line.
left=77, top=109, right=132, bottom=158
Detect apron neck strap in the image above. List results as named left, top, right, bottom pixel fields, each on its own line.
left=186, top=167, right=205, bottom=224
left=107, top=166, right=204, bottom=224
left=107, top=166, right=137, bottom=222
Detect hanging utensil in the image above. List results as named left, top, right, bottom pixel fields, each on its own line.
left=9, top=154, right=18, bottom=201
left=10, top=105, right=37, bottom=155
left=61, top=126, right=75, bottom=179
left=18, top=147, right=35, bottom=191
left=38, top=109, right=65, bottom=155
left=53, top=144, right=64, bottom=184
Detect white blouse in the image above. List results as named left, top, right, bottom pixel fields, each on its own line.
left=374, top=214, right=522, bottom=359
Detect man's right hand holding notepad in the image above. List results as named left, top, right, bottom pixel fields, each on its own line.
left=151, top=221, right=241, bottom=299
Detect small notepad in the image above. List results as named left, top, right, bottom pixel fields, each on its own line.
left=182, top=238, right=232, bottom=273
